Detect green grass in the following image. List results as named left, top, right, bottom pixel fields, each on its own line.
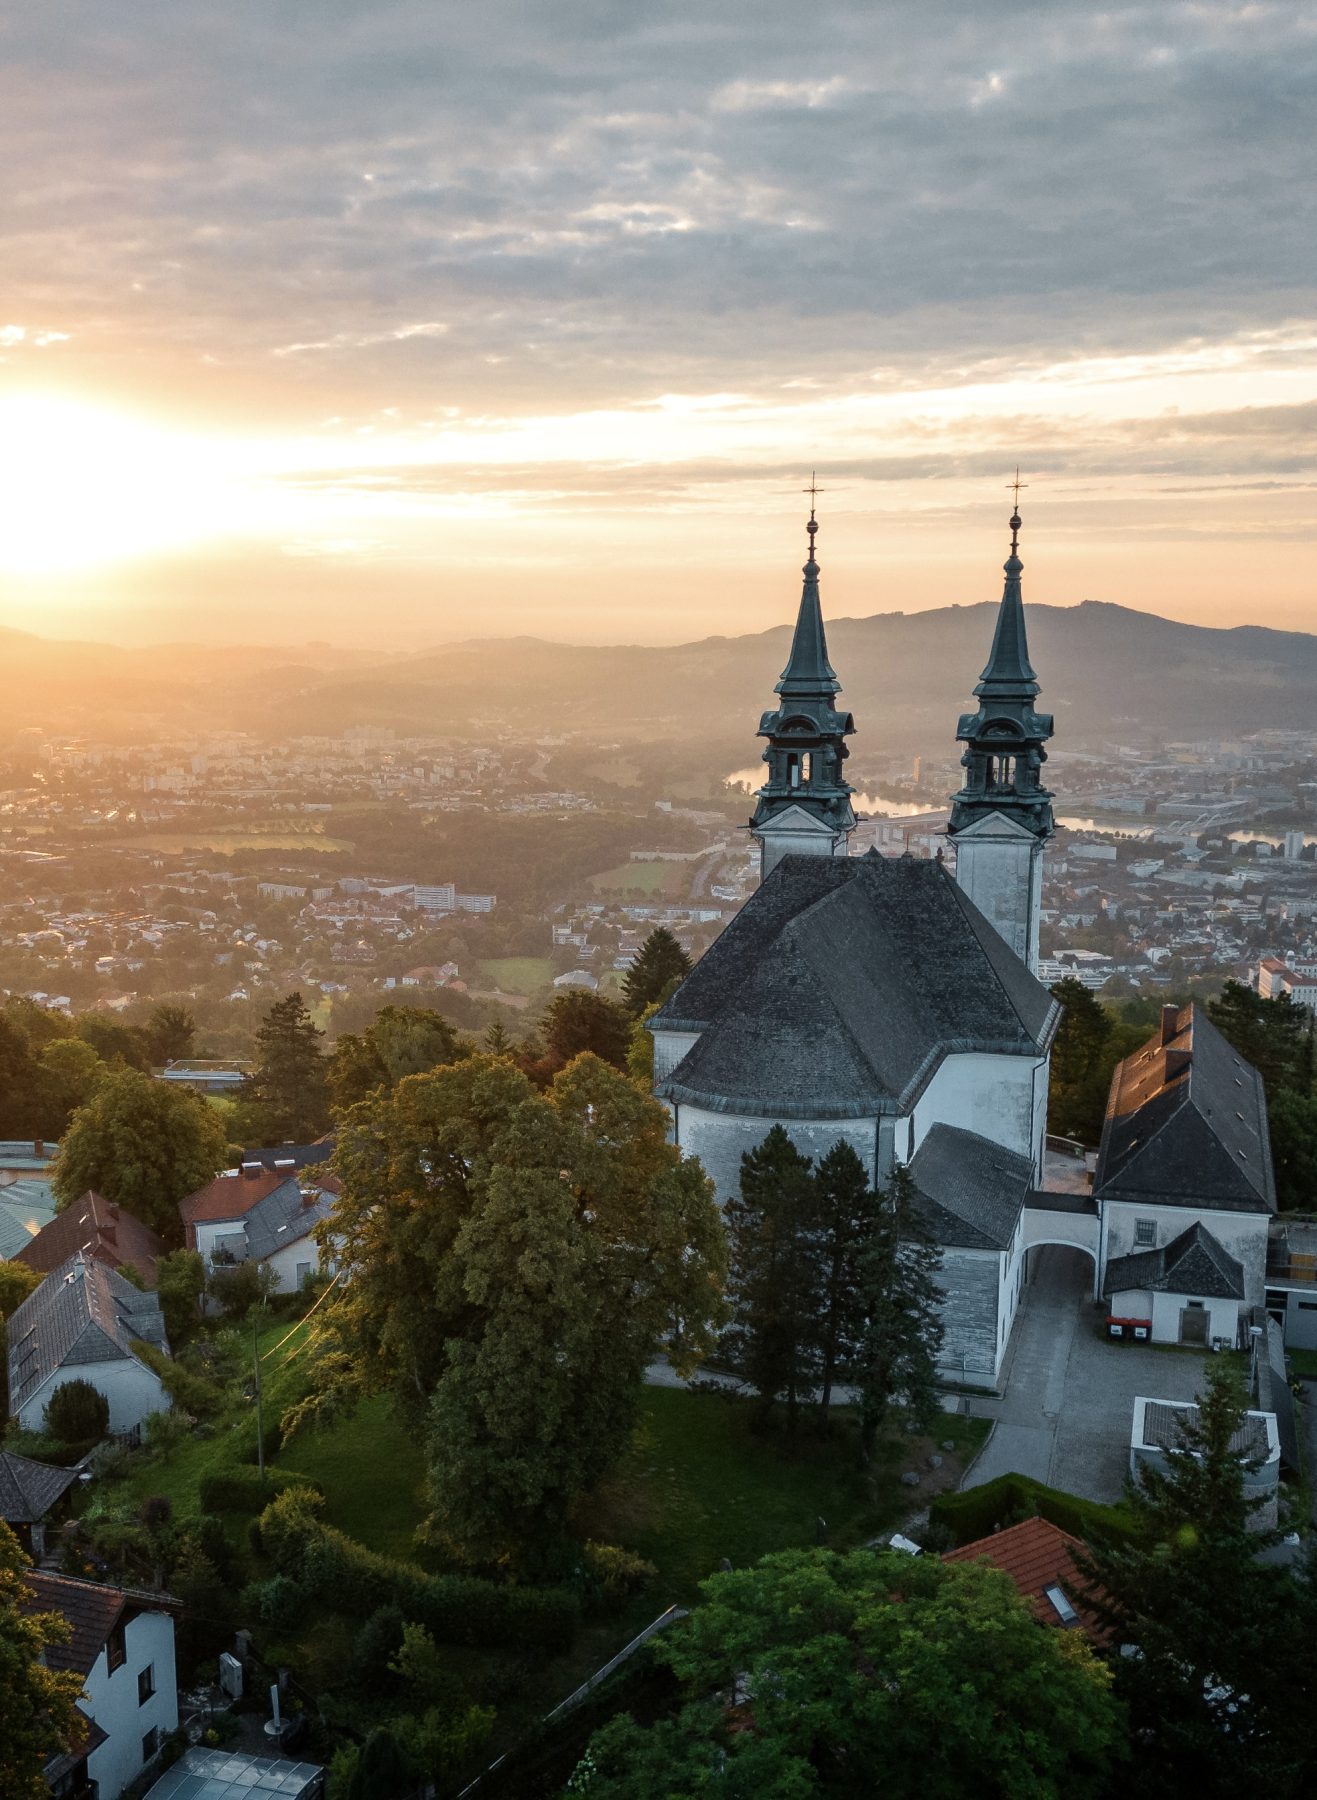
left=578, top=1388, right=970, bottom=1602
left=276, top=1394, right=428, bottom=1561
left=103, top=828, right=355, bottom=854
left=587, top=861, right=690, bottom=897
left=476, top=956, right=556, bottom=995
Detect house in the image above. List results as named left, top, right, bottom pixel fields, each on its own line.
left=943, top=1516, right=1104, bottom=1643
left=240, top=1140, right=334, bottom=1176
left=0, top=1447, right=80, bottom=1558
left=0, top=1178, right=58, bottom=1260
left=6, top=1254, right=170, bottom=1436
left=1095, top=1004, right=1274, bottom=1346
left=22, top=1569, right=179, bottom=1800
left=14, top=1192, right=163, bottom=1287
left=182, top=1169, right=337, bottom=1294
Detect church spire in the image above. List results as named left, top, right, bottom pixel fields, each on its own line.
left=749, top=488, right=856, bottom=881
left=947, top=483, right=1055, bottom=971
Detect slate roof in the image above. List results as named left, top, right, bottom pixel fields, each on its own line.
left=6, top=1253, right=169, bottom=1414
left=14, top=1191, right=163, bottom=1284
left=0, top=1447, right=80, bottom=1522
left=241, top=1138, right=334, bottom=1172
left=908, top=1124, right=1033, bottom=1251
left=243, top=1179, right=335, bottom=1262
left=1104, top=1220, right=1246, bottom=1301
left=1094, top=1004, right=1274, bottom=1213
left=652, top=852, right=1058, bottom=1119
left=943, top=1517, right=1103, bottom=1641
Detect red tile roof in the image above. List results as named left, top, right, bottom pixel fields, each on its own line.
left=14, top=1192, right=162, bottom=1283
left=22, top=1570, right=128, bottom=1676
left=943, top=1516, right=1104, bottom=1641
left=181, top=1167, right=287, bottom=1226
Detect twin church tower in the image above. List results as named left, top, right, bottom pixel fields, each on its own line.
left=749, top=493, right=1055, bottom=971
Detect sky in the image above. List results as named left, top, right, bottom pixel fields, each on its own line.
left=1, top=1, right=1315, bottom=646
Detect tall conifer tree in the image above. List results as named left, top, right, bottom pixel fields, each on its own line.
left=812, top=1140, right=880, bottom=1423
left=243, top=990, right=329, bottom=1141
left=724, top=1126, right=819, bottom=1433
left=853, top=1163, right=944, bottom=1453
left=621, top=927, right=693, bottom=1017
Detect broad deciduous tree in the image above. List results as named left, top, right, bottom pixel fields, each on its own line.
left=0, top=1523, right=85, bottom=1800
left=580, top=1547, right=1122, bottom=1798
left=327, top=1005, right=469, bottom=1113
left=52, top=1066, right=228, bottom=1243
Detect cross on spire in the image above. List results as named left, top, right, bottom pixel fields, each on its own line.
left=802, top=471, right=824, bottom=518
left=1006, top=467, right=1026, bottom=553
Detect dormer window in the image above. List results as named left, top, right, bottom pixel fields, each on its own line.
left=107, top=1621, right=127, bottom=1672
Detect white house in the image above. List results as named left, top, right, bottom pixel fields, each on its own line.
left=181, top=1168, right=338, bottom=1294
left=24, top=1570, right=178, bottom=1800
left=6, top=1254, right=170, bottom=1436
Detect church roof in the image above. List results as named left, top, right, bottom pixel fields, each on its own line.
left=1103, top=1220, right=1246, bottom=1301
left=1094, top=1004, right=1274, bottom=1214
left=909, top=1124, right=1033, bottom=1251
left=652, top=852, right=1058, bottom=1119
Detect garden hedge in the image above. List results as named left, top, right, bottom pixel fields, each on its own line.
left=200, top=1468, right=323, bottom=1514
left=929, top=1472, right=1137, bottom=1548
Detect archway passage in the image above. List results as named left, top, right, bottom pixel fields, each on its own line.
left=1023, top=1194, right=1100, bottom=1297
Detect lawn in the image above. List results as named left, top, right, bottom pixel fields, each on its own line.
left=587, top=861, right=691, bottom=897
left=477, top=956, right=556, bottom=995
left=103, top=827, right=355, bottom=854
left=277, top=1393, right=428, bottom=1562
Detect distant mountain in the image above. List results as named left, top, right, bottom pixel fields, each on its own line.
left=2, top=603, right=1314, bottom=757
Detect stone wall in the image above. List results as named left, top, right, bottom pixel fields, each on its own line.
left=933, top=1245, right=1002, bottom=1387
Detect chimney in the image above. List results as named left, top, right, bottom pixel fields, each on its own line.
left=1164, top=1046, right=1192, bottom=1081
left=242, top=1164, right=262, bottom=1181
left=34, top=1139, right=45, bottom=1158
left=1159, top=1004, right=1181, bottom=1047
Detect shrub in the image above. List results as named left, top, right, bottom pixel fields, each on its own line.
left=208, top=1260, right=278, bottom=1320
left=928, top=1473, right=1137, bottom=1548
left=200, top=1467, right=321, bottom=1515
left=248, top=1574, right=307, bottom=1634
left=144, top=1408, right=194, bottom=1461
left=256, top=1485, right=326, bottom=1569
left=349, top=1604, right=406, bottom=1697
left=582, top=1541, right=657, bottom=1607
left=45, top=1378, right=109, bottom=1442
left=141, top=1494, right=173, bottom=1532
left=85, top=1439, right=132, bottom=1483
left=133, top=1337, right=226, bottom=1419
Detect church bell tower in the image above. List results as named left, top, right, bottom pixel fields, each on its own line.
left=947, top=492, right=1054, bottom=971
left=749, top=495, right=856, bottom=882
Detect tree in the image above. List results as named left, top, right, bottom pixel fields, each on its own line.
left=346, top=1727, right=410, bottom=1800
left=144, top=1003, right=196, bottom=1065
left=1079, top=1361, right=1314, bottom=1795
left=52, top=1066, right=228, bottom=1244
left=621, top=927, right=692, bottom=1017
left=1047, top=978, right=1113, bottom=1143
left=46, top=1376, right=110, bottom=1442
left=0, top=1261, right=44, bottom=1413
left=580, top=1548, right=1122, bottom=1798
left=0, top=1014, right=45, bottom=1138
left=242, top=992, right=330, bottom=1142
left=288, top=1054, right=726, bottom=1562
left=1207, top=980, right=1311, bottom=1098
left=154, top=1249, right=207, bottom=1346
left=1266, top=1088, right=1317, bottom=1212
left=812, top=1142, right=879, bottom=1423
left=538, top=990, right=632, bottom=1076
left=328, top=1005, right=469, bottom=1113
left=74, top=1015, right=152, bottom=1071
left=723, top=1128, right=820, bottom=1433
left=0, top=1522, right=85, bottom=1800
left=853, top=1164, right=944, bottom=1453
left=36, top=1038, right=105, bottom=1136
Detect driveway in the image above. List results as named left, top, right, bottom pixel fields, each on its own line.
left=962, top=1245, right=1211, bottom=1503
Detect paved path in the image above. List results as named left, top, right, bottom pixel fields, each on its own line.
left=963, top=1245, right=1210, bottom=1503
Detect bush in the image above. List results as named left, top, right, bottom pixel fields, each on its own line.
left=582, top=1541, right=657, bottom=1608
left=208, top=1260, right=278, bottom=1320
left=349, top=1604, right=406, bottom=1698
left=85, top=1439, right=133, bottom=1483
left=245, top=1574, right=308, bottom=1635
left=199, top=1467, right=321, bottom=1515
left=256, top=1490, right=581, bottom=1653
left=45, top=1377, right=109, bottom=1442
left=132, top=1337, right=227, bottom=1420
left=141, top=1494, right=173, bottom=1532
left=928, top=1473, right=1137, bottom=1548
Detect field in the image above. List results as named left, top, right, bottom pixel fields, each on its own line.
left=102, top=825, right=355, bottom=854
left=587, top=860, right=691, bottom=897
left=476, top=956, right=556, bottom=995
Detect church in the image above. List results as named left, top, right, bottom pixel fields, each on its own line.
left=648, top=498, right=1276, bottom=1387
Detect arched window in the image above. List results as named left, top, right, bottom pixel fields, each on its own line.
left=787, top=754, right=800, bottom=788
left=801, top=752, right=812, bottom=783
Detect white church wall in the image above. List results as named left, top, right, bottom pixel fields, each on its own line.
left=951, top=828, right=1043, bottom=971
left=670, top=1104, right=879, bottom=1206
left=995, top=1213, right=1027, bottom=1356
left=652, top=1030, right=701, bottom=1084
left=911, top=1053, right=1038, bottom=1165
left=1100, top=1200, right=1269, bottom=1302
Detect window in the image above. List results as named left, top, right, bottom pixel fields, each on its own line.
left=1044, top=1585, right=1078, bottom=1624
left=296, top=1262, right=312, bottom=1287
left=138, top=1663, right=155, bottom=1705
left=801, top=752, right=812, bottom=783
left=141, top=1727, right=159, bottom=1763
left=107, top=1623, right=127, bottom=1673
left=1134, top=1219, right=1156, bottom=1247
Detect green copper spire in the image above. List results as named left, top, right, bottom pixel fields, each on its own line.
left=948, top=496, right=1054, bottom=841
left=750, top=492, right=856, bottom=878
